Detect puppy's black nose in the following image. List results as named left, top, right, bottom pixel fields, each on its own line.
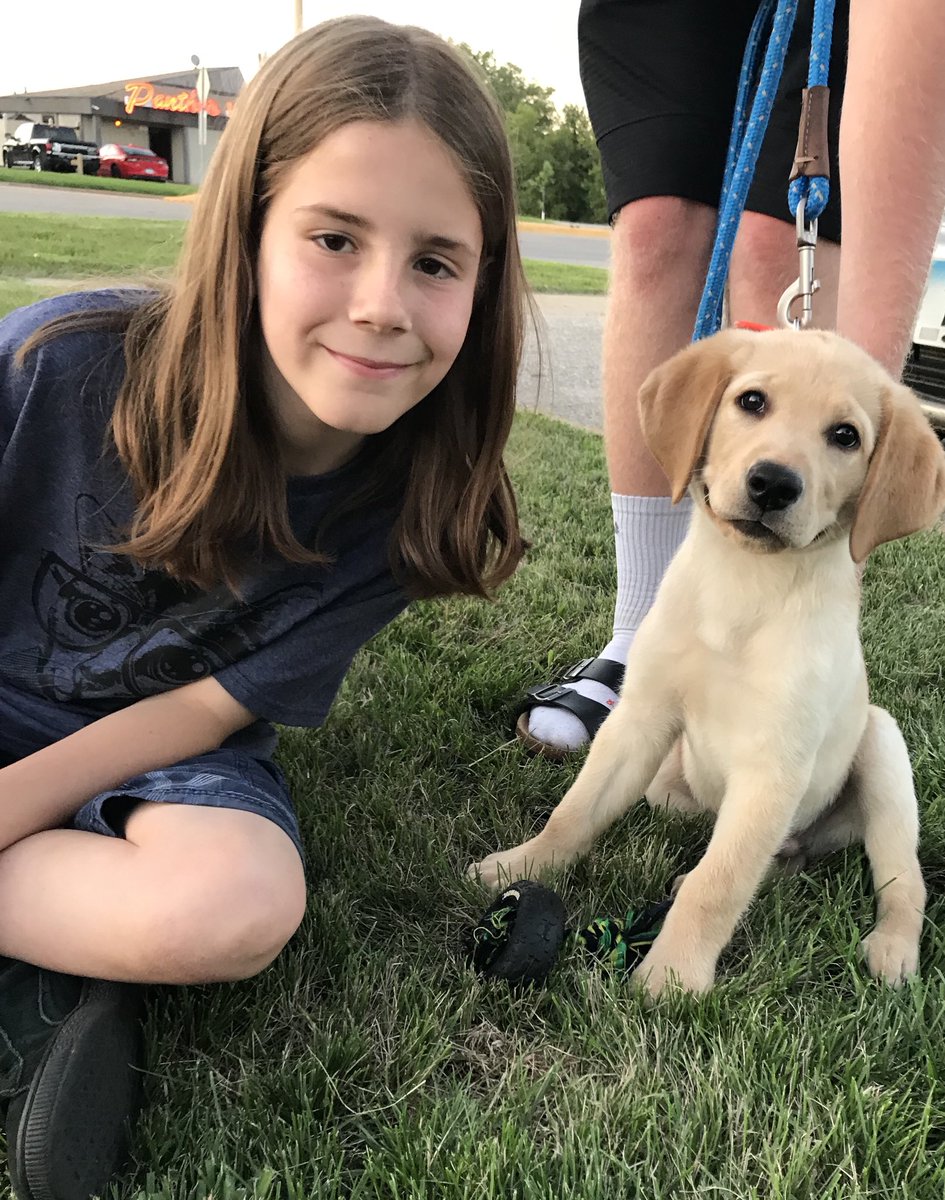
left=746, top=460, right=804, bottom=512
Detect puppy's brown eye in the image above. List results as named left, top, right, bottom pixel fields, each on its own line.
left=737, top=390, right=766, bottom=415
left=828, top=423, right=860, bottom=450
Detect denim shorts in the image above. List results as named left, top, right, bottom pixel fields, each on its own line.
left=71, top=750, right=304, bottom=861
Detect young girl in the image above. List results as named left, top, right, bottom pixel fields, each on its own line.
left=0, top=17, right=525, bottom=1199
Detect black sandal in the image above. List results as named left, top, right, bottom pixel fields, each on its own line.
left=0, top=965, right=144, bottom=1200
left=516, top=657, right=625, bottom=760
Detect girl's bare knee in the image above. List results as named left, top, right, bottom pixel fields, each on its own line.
left=135, top=820, right=307, bottom=983
left=209, top=864, right=307, bottom=980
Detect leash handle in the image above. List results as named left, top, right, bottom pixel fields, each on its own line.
left=779, top=0, right=835, bottom=329
left=788, top=0, right=835, bottom=223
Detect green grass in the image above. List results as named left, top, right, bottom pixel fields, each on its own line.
left=0, top=166, right=195, bottom=197
left=0, top=213, right=184, bottom=282
left=0, top=208, right=943, bottom=1200
left=0, top=280, right=62, bottom=313
left=523, top=258, right=608, bottom=295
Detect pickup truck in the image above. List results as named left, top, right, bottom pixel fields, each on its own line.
left=1, top=122, right=99, bottom=174
left=905, top=221, right=945, bottom=431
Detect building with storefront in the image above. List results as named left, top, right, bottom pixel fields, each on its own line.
left=0, top=67, right=243, bottom=184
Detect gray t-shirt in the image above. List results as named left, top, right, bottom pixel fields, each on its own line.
left=0, top=291, right=410, bottom=760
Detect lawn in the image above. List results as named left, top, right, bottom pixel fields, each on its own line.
left=0, top=166, right=196, bottom=198
left=0, top=212, right=943, bottom=1199
left=0, top=213, right=185, bottom=287
left=522, top=258, right=609, bottom=294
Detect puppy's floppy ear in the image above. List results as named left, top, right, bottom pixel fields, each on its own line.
left=849, top=381, right=945, bottom=563
left=638, top=330, right=745, bottom=502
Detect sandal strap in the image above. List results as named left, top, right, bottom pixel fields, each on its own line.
left=522, top=683, right=617, bottom=739
left=560, top=656, right=625, bottom=691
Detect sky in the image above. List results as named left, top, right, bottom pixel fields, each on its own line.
left=0, top=1, right=585, bottom=111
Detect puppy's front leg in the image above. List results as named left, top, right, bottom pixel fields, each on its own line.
left=471, top=681, right=679, bottom=889
left=635, top=765, right=807, bottom=996
left=855, top=706, right=925, bottom=985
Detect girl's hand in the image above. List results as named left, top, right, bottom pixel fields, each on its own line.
left=0, top=678, right=256, bottom=853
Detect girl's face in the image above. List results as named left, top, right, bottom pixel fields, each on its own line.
left=256, top=118, right=484, bottom=475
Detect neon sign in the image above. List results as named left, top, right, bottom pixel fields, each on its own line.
left=124, top=81, right=234, bottom=119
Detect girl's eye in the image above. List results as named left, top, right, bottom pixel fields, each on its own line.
left=415, top=256, right=454, bottom=280
left=736, top=389, right=767, bottom=414
left=828, top=423, right=861, bottom=450
left=314, top=233, right=354, bottom=253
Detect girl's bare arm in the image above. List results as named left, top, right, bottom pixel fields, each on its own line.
left=0, top=677, right=256, bottom=850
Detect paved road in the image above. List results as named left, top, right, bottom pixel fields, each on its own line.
left=0, top=180, right=608, bottom=429
left=0, top=181, right=181, bottom=221
left=520, top=229, right=609, bottom=269
left=525, top=294, right=604, bottom=430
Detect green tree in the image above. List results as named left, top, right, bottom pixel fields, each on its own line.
left=506, top=102, right=546, bottom=215
left=456, top=44, right=607, bottom=224
left=459, top=46, right=555, bottom=130
left=545, top=104, right=608, bottom=224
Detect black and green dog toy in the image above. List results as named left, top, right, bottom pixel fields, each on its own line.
left=466, top=881, right=673, bottom=987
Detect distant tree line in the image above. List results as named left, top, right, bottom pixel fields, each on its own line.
left=458, top=46, right=608, bottom=224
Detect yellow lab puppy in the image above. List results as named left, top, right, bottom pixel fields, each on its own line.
left=473, top=328, right=945, bottom=997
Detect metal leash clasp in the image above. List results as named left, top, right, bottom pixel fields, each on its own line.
left=777, top=196, right=820, bottom=329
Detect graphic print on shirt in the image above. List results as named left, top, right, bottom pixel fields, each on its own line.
left=4, top=494, right=317, bottom=704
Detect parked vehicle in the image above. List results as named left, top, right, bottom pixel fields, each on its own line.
left=1, top=122, right=99, bottom=174
left=96, top=144, right=169, bottom=182
left=904, top=219, right=945, bottom=429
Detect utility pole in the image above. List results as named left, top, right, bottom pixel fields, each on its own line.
left=294, top=0, right=303, bottom=34
left=191, top=54, right=209, bottom=183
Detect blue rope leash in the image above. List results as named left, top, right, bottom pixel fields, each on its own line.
left=693, top=0, right=799, bottom=340
left=693, top=0, right=836, bottom=341
left=788, top=0, right=835, bottom=221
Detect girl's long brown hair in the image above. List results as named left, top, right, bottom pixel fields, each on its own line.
left=19, top=16, right=526, bottom=597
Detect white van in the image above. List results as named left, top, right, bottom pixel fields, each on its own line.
left=904, top=219, right=945, bottom=429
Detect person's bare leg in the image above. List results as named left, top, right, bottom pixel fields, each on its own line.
left=525, top=197, right=715, bottom=752
left=602, top=198, right=717, bottom=494
left=0, top=804, right=307, bottom=983
left=833, top=0, right=945, bottom=374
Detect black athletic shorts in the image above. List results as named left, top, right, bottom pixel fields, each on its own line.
left=579, top=0, right=849, bottom=242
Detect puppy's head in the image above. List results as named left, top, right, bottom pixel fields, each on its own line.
left=639, top=328, right=945, bottom=561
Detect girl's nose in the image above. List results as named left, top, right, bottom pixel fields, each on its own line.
left=349, top=258, right=412, bottom=333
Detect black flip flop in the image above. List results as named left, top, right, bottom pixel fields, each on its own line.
left=6, top=979, right=144, bottom=1200
left=516, top=657, right=625, bottom=760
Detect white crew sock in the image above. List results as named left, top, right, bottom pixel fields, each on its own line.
left=526, top=493, right=693, bottom=751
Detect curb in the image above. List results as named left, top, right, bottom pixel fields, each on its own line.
left=517, top=220, right=609, bottom=239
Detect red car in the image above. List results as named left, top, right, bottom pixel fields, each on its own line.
left=97, top=144, right=169, bottom=182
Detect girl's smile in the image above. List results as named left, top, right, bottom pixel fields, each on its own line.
left=256, top=118, right=483, bottom=476
left=322, top=346, right=420, bottom=379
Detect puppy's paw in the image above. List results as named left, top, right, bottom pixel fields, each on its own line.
left=633, top=939, right=715, bottom=1000
left=467, top=840, right=550, bottom=890
left=861, top=928, right=920, bottom=986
